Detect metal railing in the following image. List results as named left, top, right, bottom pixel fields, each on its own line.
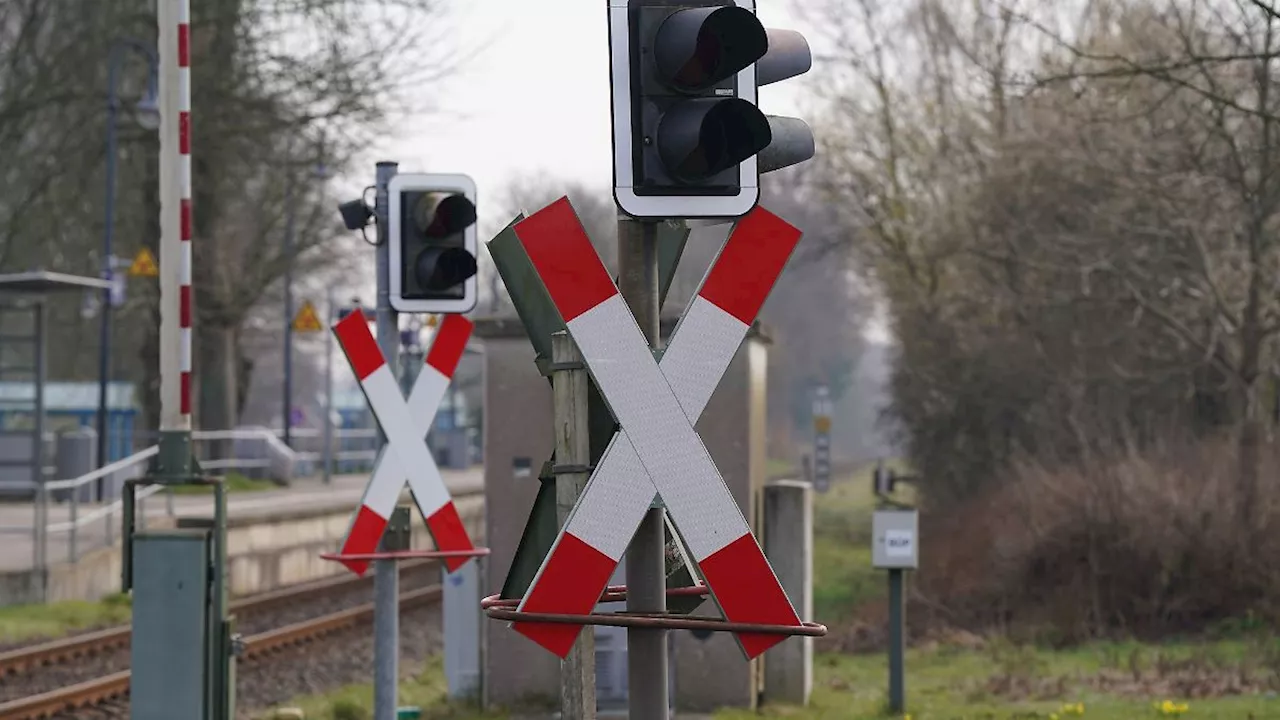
left=42, top=446, right=169, bottom=565
left=0, top=446, right=166, bottom=589
left=254, top=427, right=378, bottom=480
left=200, top=426, right=381, bottom=474
left=124, top=426, right=383, bottom=479
left=0, top=424, right=388, bottom=593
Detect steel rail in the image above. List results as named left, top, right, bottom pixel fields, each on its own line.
left=0, top=585, right=441, bottom=720
left=0, top=560, right=434, bottom=678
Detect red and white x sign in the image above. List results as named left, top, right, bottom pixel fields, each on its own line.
left=331, top=312, right=477, bottom=576
left=511, top=199, right=805, bottom=660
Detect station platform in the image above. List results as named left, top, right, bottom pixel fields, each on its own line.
left=0, top=466, right=486, bottom=605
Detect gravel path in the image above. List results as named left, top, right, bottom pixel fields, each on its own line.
left=237, top=564, right=438, bottom=636
left=238, top=602, right=444, bottom=719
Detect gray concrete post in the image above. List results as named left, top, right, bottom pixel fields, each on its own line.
left=763, top=479, right=813, bottom=706
left=444, top=558, right=482, bottom=701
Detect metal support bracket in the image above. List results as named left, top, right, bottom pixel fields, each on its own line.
left=147, top=430, right=205, bottom=485
left=551, top=463, right=594, bottom=476
left=383, top=506, right=413, bottom=553
left=483, top=587, right=827, bottom=636
left=538, top=459, right=556, bottom=484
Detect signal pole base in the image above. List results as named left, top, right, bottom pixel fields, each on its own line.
left=148, top=430, right=206, bottom=485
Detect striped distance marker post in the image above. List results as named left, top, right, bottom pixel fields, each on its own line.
left=176, top=0, right=193, bottom=425
left=331, top=312, right=477, bottom=576
left=511, top=199, right=805, bottom=660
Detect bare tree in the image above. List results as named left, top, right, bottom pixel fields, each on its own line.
left=800, top=0, right=1234, bottom=498
left=0, top=0, right=462, bottom=439
left=483, top=174, right=619, bottom=316
left=1020, top=0, right=1280, bottom=525
left=757, top=169, right=873, bottom=458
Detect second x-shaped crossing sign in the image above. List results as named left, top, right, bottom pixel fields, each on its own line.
left=511, top=198, right=806, bottom=660
left=331, top=311, right=477, bottom=576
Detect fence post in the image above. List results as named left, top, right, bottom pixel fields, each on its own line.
left=69, top=489, right=78, bottom=564
left=29, top=486, right=38, bottom=579
left=763, top=480, right=814, bottom=706
left=35, top=483, right=48, bottom=601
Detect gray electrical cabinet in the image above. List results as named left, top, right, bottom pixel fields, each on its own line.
left=129, top=530, right=214, bottom=720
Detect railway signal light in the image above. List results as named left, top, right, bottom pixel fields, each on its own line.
left=387, top=173, right=479, bottom=314
left=609, top=0, right=816, bottom=219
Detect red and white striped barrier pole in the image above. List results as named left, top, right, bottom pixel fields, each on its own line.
left=158, top=0, right=192, bottom=434
left=177, top=0, right=192, bottom=426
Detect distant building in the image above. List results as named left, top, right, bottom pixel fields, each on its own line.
left=0, top=381, right=137, bottom=462
left=330, top=376, right=477, bottom=469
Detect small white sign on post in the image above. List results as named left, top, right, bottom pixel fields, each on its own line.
left=872, top=509, right=919, bottom=569
left=884, top=530, right=914, bottom=558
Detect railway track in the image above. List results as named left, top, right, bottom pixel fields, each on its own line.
left=0, top=585, right=441, bottom=720
left=0, top=561, right=434, bottom=679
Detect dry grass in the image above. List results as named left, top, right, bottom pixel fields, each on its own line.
left=915, top=436, right=1280, bottom=642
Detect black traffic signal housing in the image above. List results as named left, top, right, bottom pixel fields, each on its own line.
left=609, top=0, right=815, bottom=219
left=387, top=173, right=479, bottom=314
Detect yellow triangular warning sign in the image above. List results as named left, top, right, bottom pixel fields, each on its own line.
left=128, top=248, right=159, bottom=277
left=292, top=300, right=324, bottom=333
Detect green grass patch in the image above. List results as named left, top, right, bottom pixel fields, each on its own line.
left=0, top=592, right=132, bottom=643
left=258, top=457, right=1280, bottom=719
left=169, top=471, right=278, bottom=495
left=257, top=644, right=1280, bottom=720
left=768, top=457, right=798, bottom=479
left=792, top=458, right=1279, bottom=719
left=714, top=642, right=1280, bottom=719
left=257, top=658, right=506, bottom=720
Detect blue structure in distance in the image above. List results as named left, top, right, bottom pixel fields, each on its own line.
left=0, top=381, right=137, bottom=463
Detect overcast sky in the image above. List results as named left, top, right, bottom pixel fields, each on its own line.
left=321, top=1, right=892, bottom=346
left=370, top=0, right=816, bottom=232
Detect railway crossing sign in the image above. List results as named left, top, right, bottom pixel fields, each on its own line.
left=331, top=311, right=477, bottom=575
left=510, top=198, right=805, bottom=660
